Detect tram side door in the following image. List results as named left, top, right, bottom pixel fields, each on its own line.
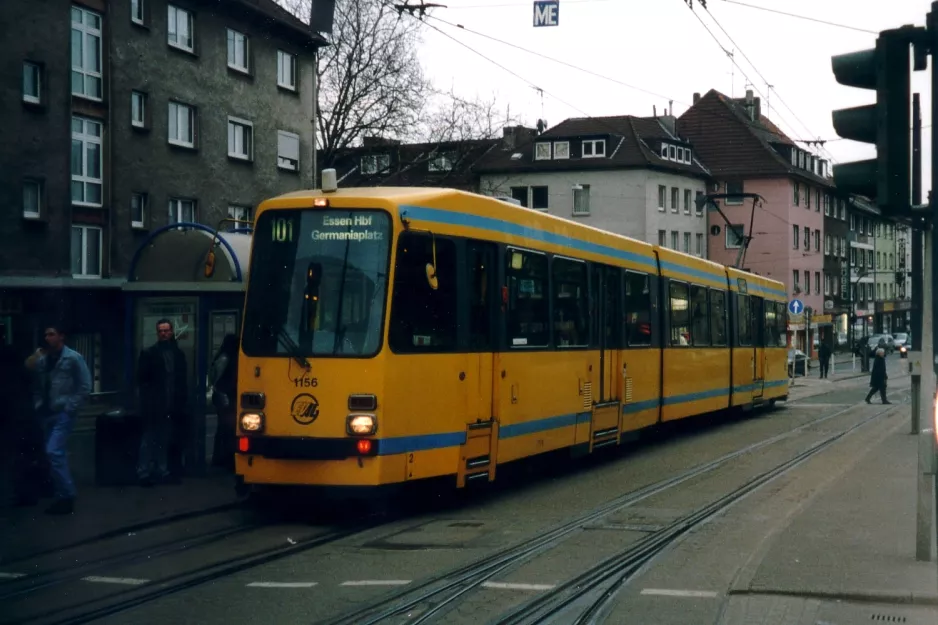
left=459, top=241, right=498, bottom=487
left=589, top=264, right=621, bottom=450
left=751, top=296, right=765, bottom=398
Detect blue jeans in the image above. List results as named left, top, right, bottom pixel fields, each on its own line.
left=43, top=412, right=76, bottom=500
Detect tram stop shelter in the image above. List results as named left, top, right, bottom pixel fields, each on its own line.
left=113, top=222, right=252, bottom=477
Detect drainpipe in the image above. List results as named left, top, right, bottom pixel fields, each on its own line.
left=312, top=47, right=318, bottom=189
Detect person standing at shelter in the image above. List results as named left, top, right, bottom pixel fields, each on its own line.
left=137, top=319, right=188, bottom=486
left=865, top=347, right=891, bottom=405
left=818, top=339, right=832, bottom=379
left=24, top=324, right=91, bottom=515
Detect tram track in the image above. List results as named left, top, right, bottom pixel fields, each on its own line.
left=317, top=401, right=894, bottom=625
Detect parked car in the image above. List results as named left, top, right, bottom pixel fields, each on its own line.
left=894, top=332, right=910, bottom=348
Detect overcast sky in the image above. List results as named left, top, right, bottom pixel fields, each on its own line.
left=347, top=0, right=933, bottom=194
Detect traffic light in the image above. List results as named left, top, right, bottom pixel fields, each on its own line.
left=830, top=28, right=912, bottom=214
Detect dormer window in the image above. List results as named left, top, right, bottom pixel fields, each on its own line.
left=535, top=142, right=551, bottom=160
left=361, top=153, right=390, bottom=175
left=428, top=152, right=454, bottom=172
left=685, top=149, right=692, bottom=164
left=553, top=141, right=570, bottom=159
left=661, top=144, right=668, bottom=159
left=582, top=139, right=605, bottom=158
left=677, top=147, right=684, bottom=161
left=791, top=148, right=798, bottom=166
left=668, top=145, right=676, bottom=160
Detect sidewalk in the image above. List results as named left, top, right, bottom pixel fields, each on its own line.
left=787, top=353, right=908, bottom=402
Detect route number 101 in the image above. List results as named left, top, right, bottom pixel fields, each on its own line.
left=272, top=218, right=294, bottom=242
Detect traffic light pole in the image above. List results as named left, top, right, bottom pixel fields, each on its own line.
left=929, top=1, right=938, bottom=565
left=911, top=93, right=923, bottom=436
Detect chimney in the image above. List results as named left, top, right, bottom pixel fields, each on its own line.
left=693, top=92, right=701, bottom=105
left=653, top=104, right=657, bottom=117
left=668, top=100, right=673, bottom=116
left=659, top=115, right=676, bottom=136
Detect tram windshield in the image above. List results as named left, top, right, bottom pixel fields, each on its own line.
left=242, top=208, right=391, bottom=358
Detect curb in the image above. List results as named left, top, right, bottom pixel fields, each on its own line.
left=728, top=588, right=938, bottom=607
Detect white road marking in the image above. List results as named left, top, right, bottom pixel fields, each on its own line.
left=481, top=582, right=555, bottom=591
left=82, top=576, right=150, bottom=586
left=247, top=582, right=318, bottom=588
left=640, top=588, right=719, bottom=598
left=340, top=580, right=411, bottom=586
left=0, top=572, right=26, bottom=579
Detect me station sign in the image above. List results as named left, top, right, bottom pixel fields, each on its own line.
left=533, top=1, right=559, bottom=27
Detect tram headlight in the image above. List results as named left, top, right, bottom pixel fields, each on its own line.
left=240, top=412, right=264, bottom=433
left=347, top=414, right=377, bottom=436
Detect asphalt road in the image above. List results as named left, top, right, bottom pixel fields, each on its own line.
left=0, top=376, right=916, bottom=625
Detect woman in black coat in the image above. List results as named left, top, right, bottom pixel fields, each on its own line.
left=865, top=348, right=891, bottom=404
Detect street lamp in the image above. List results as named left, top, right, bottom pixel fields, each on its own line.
left=850, top=267, right=870, bottom=370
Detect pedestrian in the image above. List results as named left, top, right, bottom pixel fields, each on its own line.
left=136, top=319, right=189, bottom=487
left=818, top=339, right=832, bottom=379
left=209, top=334, right=239, bottom=472
left=24, top=323, right=91, bottom=515
left=865, top=347, right=891, bottom=405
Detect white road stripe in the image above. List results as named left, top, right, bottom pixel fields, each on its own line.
left=481, top=582, right=555, bottom=591
left=0, top=572, right=26, bottom=579
left=640, top=588, right=719, bottom=598
left=247, top=582, right=318, bottom=588
left=82, top=576, right=150, bottom=586
left=340, top=580, right=411, bottom=586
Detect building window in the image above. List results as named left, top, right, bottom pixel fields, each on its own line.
left=553, top=141, right=570, bottom=159
left=726, top=224, right=744, bottom=249
left=131, top=0, right=145, bottom=25
left=23, top=180, right=42, bottom=218
left=824, top=273, right=831, bottom=295
left=71, top=116, right=102, bottom=206
left=803, top=227, right=810, bottom=251
left=71, top=225, right=102, bottom=277
left=683, top=232, right=690, bottom=253
left=814, top=229, right=820, bottom=252
left=793, top=270, right=800, bottom=291
left=695, top=191, right=704, bottom=216
left=695, top=233, right=703, bottom=257
left=841, top=236, right=847, bottom=258
left=71, top=6, right=103, bottom=100
left=23, top=62, right=41, bottom=104
left=792, top=225, right=799, bottom=249
left=793, top=181, right=800, bottom=206
left=278, top=130, right=300, bottom=171
left=683, top=189, right=691, bottom=214
left=850, top=214, right=856, bottom=231
left=169, top=197, right=196, bottom=224
left=669, top=145, right=676, bottom=160
left=131, top=192, right=146, bottom=228
left=806, top=186, right=811, bottom=209
left=535, top=142, right=551, bottom=160
left=658, top=230, right=666, bottom=246
left=428, top=152, right=454, bottom=172
left=228, top=204, right=253, bottom=224
left=227, top=29, right=249, bottom=72
left=361, top=153, right=389, bottom=175
left=824, top=193, right=831, bottom=215
left=131, top=91, right=147, bottom=128
left=168, top=101, right=194, bottom=147
left=671, top=231, right=679, bottom=250
left=805, top=270, right=810, bottom=295
left=725, top=180, right=743, bottom=205
left=277, top=50, right=296, bottom=90
left=658, top=185, right=666, bottom=211
left=531, top=186, right=548, bottom=211
left=167, top=4, right=194, bottom=52
left=582, top=139, right=606, bottom=158
left=671, top=187, right=679, bottom=212
left=573, top=185, right=590, bottom=215
left=815, top=271, right=820, bottom=294
left=227, top=117, right=253, bottom=161
left=825, top=233, right=831, bottom=256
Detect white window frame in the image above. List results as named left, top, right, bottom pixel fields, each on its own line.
left=360, top=154, right=389, bottom=176
left=71, top=6, right=103, bottom=100
left=683, top=189, right=691, bottom=215
left=428, top=152, right=455, bottom=172
left=71, top=116, right=103, bottom=207
left=167, top=4, right=194, bottom=52
left=226, top=28, right=249, bottom=73
left=671, top=231, right=679, bottom=250
left=131, top=91, right=146, bottom=128
left=23, top=179, right=42, bottom=219
left=658, top=230, right=666, bottom=246
left=683, top=232, right=690, bottom=254
left=685, top=149, right=692, bottom=164
left=670, top=187, right=679, bottom=213
left=535, top=142, right=551, bottom=160
left=695, top=233, right=703, bottom=257
left=726, top=224, right=744, bottom=249
left=657, top=185, right=666, bottom=211
left=277, top=50, right=296, bottom=90
left=278, top=130, right=300, bottom=171
left=227, top=204, right=253, bottom=224
left=71, top=225, right=103, bottom=278
left=131, top=192, right=147, bottom=228
left=168, top=101, right=194, bottom=147
left=23, top=62, right=41, bottom=104
left=660, top=144, right=669, bottom=159
left=572, top=184, right=590, bottom=215
left=169, top=197, right=196, bottom=224
left=553, top=141, right=570, bottom=159
left=227, top=116, right=253, bottom=161
left=582, top=139, right=606, bottom=158
left=725, top=181, right=744, bottom=205
left=131, top=0, right=145, bottom=24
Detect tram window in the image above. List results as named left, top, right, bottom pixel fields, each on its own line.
left=669, top=281, right=691, bottom=346
left=506, top=248, right=549, bottom=347
left=764, top=300, right=778, bottom=347
left=691, top=285, right=710, bottom=346
left=710, top=290, right=727, bottom=346
left=552, top=257, right=589, bottom=347
left=623, top=271, right=652, bottom=346
left=751, top=297, right=765, bottom=347
left=776, top=301, right=788, bottom=346
left=467, top=241, right=495, bottom=351
left=603, top=267, right=621, bottom=349
left=388, top=233, right=458, bottom=353
left=737, top=293, right=753, bottom=346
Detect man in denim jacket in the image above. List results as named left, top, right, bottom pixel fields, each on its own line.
left=25, top=324, right=91, bottom=515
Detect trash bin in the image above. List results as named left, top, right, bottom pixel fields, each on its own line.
left=94, top=408, right=142, bottom=486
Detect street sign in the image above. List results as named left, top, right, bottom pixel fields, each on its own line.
left=533, top=1, right=559, bottom=27
left=788, top=299, right=804, bottom=315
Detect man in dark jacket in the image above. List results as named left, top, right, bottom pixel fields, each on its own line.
left=865, top=347, right=891, bottom=404
left=818, top=340, right=832, bottom=379
left=137, top=319, right=188, bottom=486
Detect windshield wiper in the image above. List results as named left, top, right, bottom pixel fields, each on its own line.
left=274, top=324, right=310, bottom=369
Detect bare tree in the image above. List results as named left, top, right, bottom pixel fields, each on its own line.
left=277, top=0, right=433, bottom=168
left=417, top=88, right=518, bottom=143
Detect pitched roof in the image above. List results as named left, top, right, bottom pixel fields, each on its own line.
left=676, top=89, right=831, bottom=187
left=324, top=139, right=500, bottom=191
left=227, top=0, right=329, bottom=46
left=474, top=115, right=711, bottom=179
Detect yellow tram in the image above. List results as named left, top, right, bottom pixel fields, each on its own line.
left=233, top=180, right=789, bottom=494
